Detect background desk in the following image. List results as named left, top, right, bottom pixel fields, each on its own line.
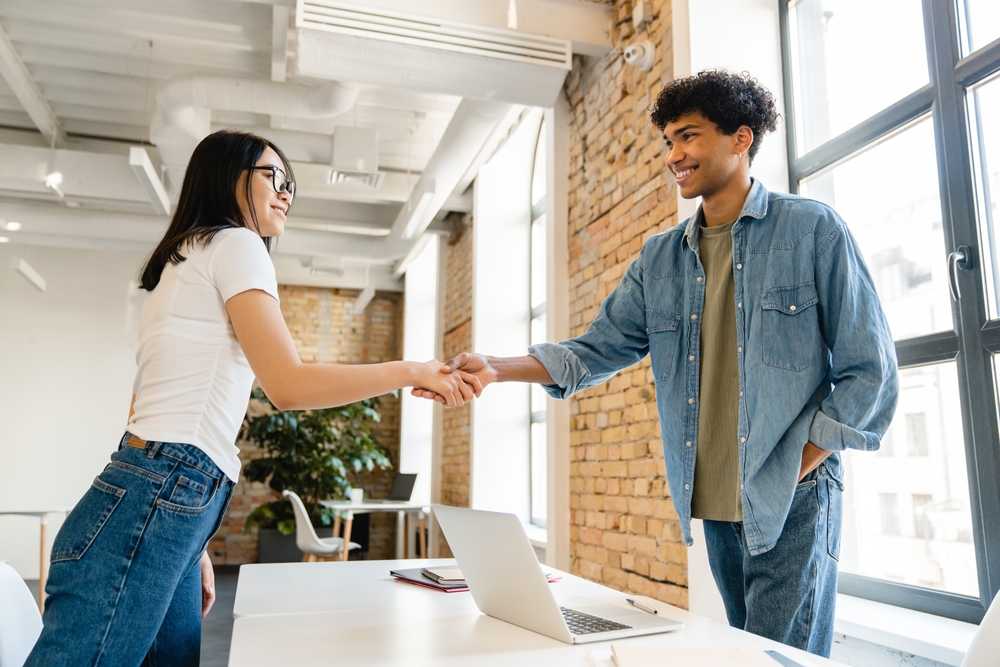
left=319, top=500, right=430, bottom=560
left=0, top=508, right=71, bottom=612
left=229, top=559, right=840, bottom=666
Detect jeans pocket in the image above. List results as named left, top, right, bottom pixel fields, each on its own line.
left=761, top=282, right=821, bottom=372
left=51, top=477, right=125, bottom=563
left=826, top=478, right=843, bottom=561
left=157, top=470, right=217, bottom=515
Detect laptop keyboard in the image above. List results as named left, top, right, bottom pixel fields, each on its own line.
left=560, top=607, right=632, bottom=635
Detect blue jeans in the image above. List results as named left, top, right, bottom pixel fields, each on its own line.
left=703, top=463, right=842, bottom=657
left=27, top=433, right=234, bottom=667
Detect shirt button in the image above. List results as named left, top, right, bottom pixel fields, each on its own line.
left=789, top=305, right=797, bottom=312
left=741, top=484, right=745, bottom=490
left=740, top=391, right=744, bottom=397
left=686, top=441, right=692, bottom=447
left=738, top=302, right=742, bottom=308
left=691, top=314, right=698, bottom=320
left=738, top=346, right=742, bottom=352
left=688, top=398, right=695, bottom=404
left=736, top=263, right=743, bottom=269
left=740, top=437, right=746, bottom=443
left=685, top=484, right=690, bottom=490
left=697, top=276, right=703, bottom=282
left=689, top=355, right=695, bottom=361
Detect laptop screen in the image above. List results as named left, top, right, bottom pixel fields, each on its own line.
left=389, top=473, right=417, bottom=501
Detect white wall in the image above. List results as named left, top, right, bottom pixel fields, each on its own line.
left=0, top=243, right=146, bottom=579
left=400, top=234, right=439, bottom=506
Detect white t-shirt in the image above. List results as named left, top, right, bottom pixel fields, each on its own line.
left=128, top=227, right=278, bottom=482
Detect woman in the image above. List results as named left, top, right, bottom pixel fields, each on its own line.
left=27, top=130, right=478, bottom=666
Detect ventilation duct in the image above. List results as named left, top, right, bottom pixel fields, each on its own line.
left=297, top=0, right=572, bottom=68
left=330, top=126, right=384, bottom=189
left=295, top=0, right=571, bottom=107
left=150, top=75, right=361, bottom=169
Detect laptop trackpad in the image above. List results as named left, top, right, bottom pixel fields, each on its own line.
left=575, top=603, right=645, bottom=623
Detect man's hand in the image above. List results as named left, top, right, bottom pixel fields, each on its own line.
left=799, top=441, right=831, bottom=482
left=200, top=551, right=216, bottom=618
left=411, top=353, right=498, bottom=403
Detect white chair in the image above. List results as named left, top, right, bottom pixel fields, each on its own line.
left=282, top=490, right=360, bottom=562
left=961, top=591, right=1000, bottom=667
left=0, top=561, right=42, bottom=667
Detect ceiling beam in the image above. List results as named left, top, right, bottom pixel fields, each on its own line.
left=0, top=22, right=64, bottom=146
left=271, top=5, right=290, bottom=83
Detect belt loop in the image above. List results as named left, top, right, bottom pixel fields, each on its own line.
left=146, top=439, right=164, bottom=458
left=119, top=432, right=131, bottom=451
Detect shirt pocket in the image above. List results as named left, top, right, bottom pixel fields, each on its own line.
left=646, top=309, right=682, bottom=382
left=760, top=282, right=821, bottom=372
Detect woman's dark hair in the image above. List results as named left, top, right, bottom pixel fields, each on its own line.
left=650, top=69, right=779, bottom=163
left=139, top=130, right=294, bottom=291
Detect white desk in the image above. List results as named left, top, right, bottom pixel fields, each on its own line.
left=319, top=500, right=430, bottom=560
left=229, top=559, right=840, bottom=666
left=0, top=508, right=71, bottom=612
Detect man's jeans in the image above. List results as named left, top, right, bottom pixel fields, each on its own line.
left=27, top=433, right=234, bottom=667
left=703, top=463, right=843, bottom=657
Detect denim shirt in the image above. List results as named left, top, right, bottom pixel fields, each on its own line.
left=529, top=180, right=898, bottom=555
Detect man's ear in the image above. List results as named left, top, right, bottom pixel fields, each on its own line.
left=735, top=125, right=754, bottom=157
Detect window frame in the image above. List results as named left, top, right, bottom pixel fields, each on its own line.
left=779, top=0, right=1000, bottom=623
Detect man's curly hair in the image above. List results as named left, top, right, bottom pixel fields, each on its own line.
left=650, top=70, right=779, bottom=164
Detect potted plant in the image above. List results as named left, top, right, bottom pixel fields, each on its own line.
left=242, top=387, right=393, bottom=562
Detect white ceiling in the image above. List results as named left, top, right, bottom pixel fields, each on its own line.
left=0, top=0, right=610, bottom=291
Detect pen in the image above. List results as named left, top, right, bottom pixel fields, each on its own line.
left=625, top=598, right=658, bottom=615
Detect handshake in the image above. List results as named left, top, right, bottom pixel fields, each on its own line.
left=409, top=353, right=496, bottom=407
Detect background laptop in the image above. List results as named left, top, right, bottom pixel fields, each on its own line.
left=433, top=505, right=682, bottom=644
left=367, top=473, right=417, bottom=503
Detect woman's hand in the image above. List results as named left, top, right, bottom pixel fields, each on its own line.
left=410, top=360, right=482, bottom=407
left=200, top=551, right=216, bottom=618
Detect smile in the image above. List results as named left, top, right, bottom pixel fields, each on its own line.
left=271, top=205, right=287, bottom=217
left=674, top=166, right=696, bottom=181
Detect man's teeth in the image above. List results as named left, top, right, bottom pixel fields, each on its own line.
left=675, top=167, right=695, bottom=180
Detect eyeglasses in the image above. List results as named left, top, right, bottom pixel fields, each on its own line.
left=252, top=165, right=295, bottom=202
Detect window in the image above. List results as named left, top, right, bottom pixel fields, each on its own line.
left=905, top=413, right=929, bottom=457
left=780, top=0, right=1000, bottom=622
left=880, top=493, right=900, bottom=535
left=529, top=120, right=548, bottom=529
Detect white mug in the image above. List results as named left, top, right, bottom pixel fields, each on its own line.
left=350, top=488, right=364, bottom=504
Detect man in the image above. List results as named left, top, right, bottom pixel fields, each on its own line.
left=419, top=70, right=898, bottom=656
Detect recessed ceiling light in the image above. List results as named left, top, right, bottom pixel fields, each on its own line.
left=5, top=221, right=21, bottom=231
left=0, top=237, right=9, bottom=243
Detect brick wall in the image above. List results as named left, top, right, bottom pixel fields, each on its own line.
left=209, top=285, right=403, bottom=564
left=564, top=0, right=686, bottom=607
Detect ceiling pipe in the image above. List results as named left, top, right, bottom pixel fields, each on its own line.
left=150, top=75, right=361, bottom=169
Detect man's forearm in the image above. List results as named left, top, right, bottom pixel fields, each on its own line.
left=488, top=355, right=554, bottom=384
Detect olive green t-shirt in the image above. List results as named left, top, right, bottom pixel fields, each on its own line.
left=691, top=221, right=743, bottom=522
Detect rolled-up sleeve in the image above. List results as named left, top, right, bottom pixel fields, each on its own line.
left=809, top=215, right=899, bottom=451
left=529, top=258, right=650, bottom=399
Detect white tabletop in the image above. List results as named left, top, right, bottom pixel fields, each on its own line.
left=229, top=559, right=840, bottom=667
left=319, top=500, right=429, bottom=513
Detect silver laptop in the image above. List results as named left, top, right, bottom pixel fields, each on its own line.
left=433, top=505, right=682, bottom=644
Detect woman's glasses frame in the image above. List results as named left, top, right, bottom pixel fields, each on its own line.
left=252, top=165, right=295, bottom=202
